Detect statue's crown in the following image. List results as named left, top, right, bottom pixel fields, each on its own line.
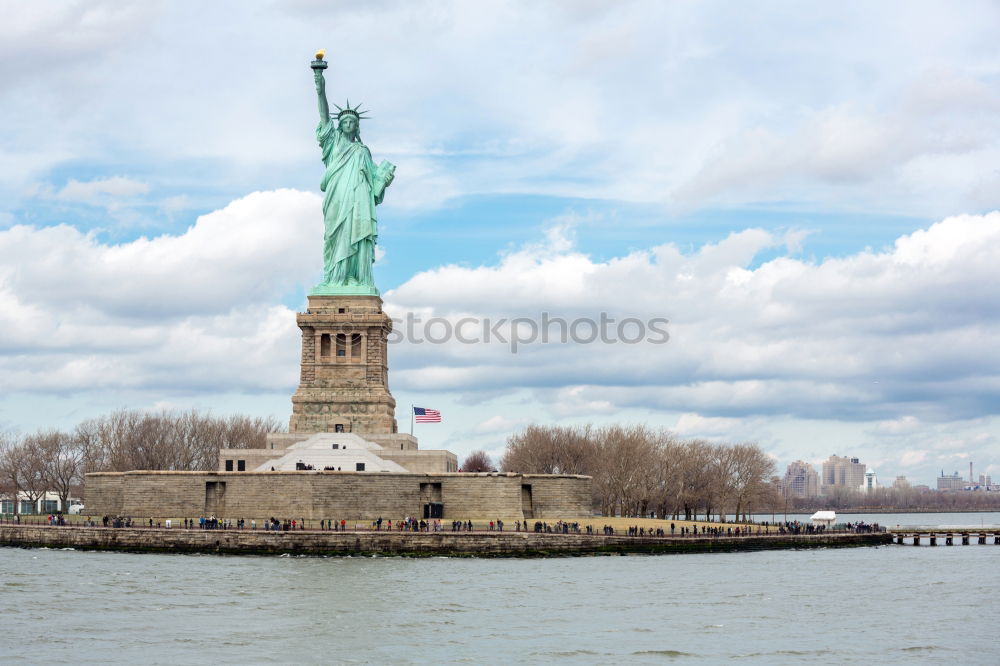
left=333, top=100, right=370, bottom=121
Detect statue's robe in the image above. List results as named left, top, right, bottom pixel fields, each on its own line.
left=316, top=121, right=389, bottom=286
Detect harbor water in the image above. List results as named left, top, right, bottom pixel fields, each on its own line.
left=1, top=514, right=997, bottom=664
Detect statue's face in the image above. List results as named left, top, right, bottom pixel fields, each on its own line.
left=339, top=115, right=358, bottom=136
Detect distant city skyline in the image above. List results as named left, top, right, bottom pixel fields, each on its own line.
left=780, top=454, right=997, bottom=492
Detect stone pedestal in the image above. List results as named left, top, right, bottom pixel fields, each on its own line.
left=289, top=294, right=397, bottom=434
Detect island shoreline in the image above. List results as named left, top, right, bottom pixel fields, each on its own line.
left=0, top=525, right=891, bottom=557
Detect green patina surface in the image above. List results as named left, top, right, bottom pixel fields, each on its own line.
left=309, top=55, right=394, bottom=296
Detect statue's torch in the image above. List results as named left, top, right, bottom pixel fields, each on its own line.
left=311, top=49, right=328, bottom=70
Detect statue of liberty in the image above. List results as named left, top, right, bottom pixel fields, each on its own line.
left=310, top=50, right=395, bottom=295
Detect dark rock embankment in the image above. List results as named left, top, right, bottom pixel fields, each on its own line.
left=0, top=525, right=891, bottom=557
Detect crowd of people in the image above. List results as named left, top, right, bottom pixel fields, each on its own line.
left=531, top=520, right=582, bottom=533
left=369, top=517, right=444, bottom=532
left=845, top=521, right=883, bottom=533
left=2, top=513, right=884, bottom=537
left=102, top=515, right=132, bottom=528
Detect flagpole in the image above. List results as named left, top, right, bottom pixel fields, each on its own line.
left=410, top=403, right=414, bottom=436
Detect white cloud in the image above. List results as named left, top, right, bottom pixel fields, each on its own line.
left=473, top=415, right=524, bottom=435
left=3, top=2, right=1000, bottom=219
left=872, top=416, right=922, bottom=435
left=0, top=189, right=319, bottom=319
left=384, top=211, right=1000, bottom=427
left=0, top=189, right=324, bottom=395
left=1, top=190, right=998, bottom=482
left=161, top=194, right=191, bottom=215
left=5, top=3, right=1000, bottom=486
left=900, top=450, right=928, bottom=466
left=673, top=413, right=745, bottom=438
left=56, top=176, right=150, bottom=203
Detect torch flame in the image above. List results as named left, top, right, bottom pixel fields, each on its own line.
left=315, top=49, right=326, bottom=61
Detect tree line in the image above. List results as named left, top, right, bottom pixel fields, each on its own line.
left=489, top=424, right=779, bottom=520
left=0, top=409, right=282, bottom=513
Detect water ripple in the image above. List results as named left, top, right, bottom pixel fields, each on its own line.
left=0, top=544, right=996, bottom=664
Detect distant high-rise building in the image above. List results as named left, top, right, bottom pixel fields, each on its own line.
left=783, top=460, right=820, bottom=498
left=821, top=455, right=866, bottom=493
left=862, top=470, right=878, bottom=492
left=979, top=474, right=992, bottom=487
left=893, top=475, right=910, bottom=489
left=937, top=470, right=965, bottom=491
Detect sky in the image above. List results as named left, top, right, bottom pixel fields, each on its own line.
left=2, top=0, right=999, bottom=486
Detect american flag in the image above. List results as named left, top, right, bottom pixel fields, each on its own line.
left=413, top=407, right=441, bottom=423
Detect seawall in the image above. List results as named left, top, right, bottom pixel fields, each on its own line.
left=0, top=525, right=891, bottom=557
left=84, top=470, right=592, bottom=522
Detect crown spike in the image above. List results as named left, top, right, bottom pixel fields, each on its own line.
left=335, top=98, right=371, bottom=121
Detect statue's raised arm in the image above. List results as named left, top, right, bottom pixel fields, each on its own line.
left=312, top=50, right=330, bottom=124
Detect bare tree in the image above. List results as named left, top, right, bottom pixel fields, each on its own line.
left=500, top=425, right=596, bottom=475
left=0, top=432, right=25, bottom=514
left=594, top=425, right=660, bottom=517
left=677, top=440, right=715, bottom=520
left=498, top=422, right=1000, bottom=519
left=461, top=450, right=495, bottom=472
left=14, top=433, right=49, bottom=514
left=719, top=442, right=776, bottom=521
left=650, top=435, right=684, bottom=519
left=74, top=418, right=106, bottom=482
left=79, top=408, right=284, bottom=473
left=39, top=430, right=83, bottom=514
left=711, top=443, right=738, bottom=520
